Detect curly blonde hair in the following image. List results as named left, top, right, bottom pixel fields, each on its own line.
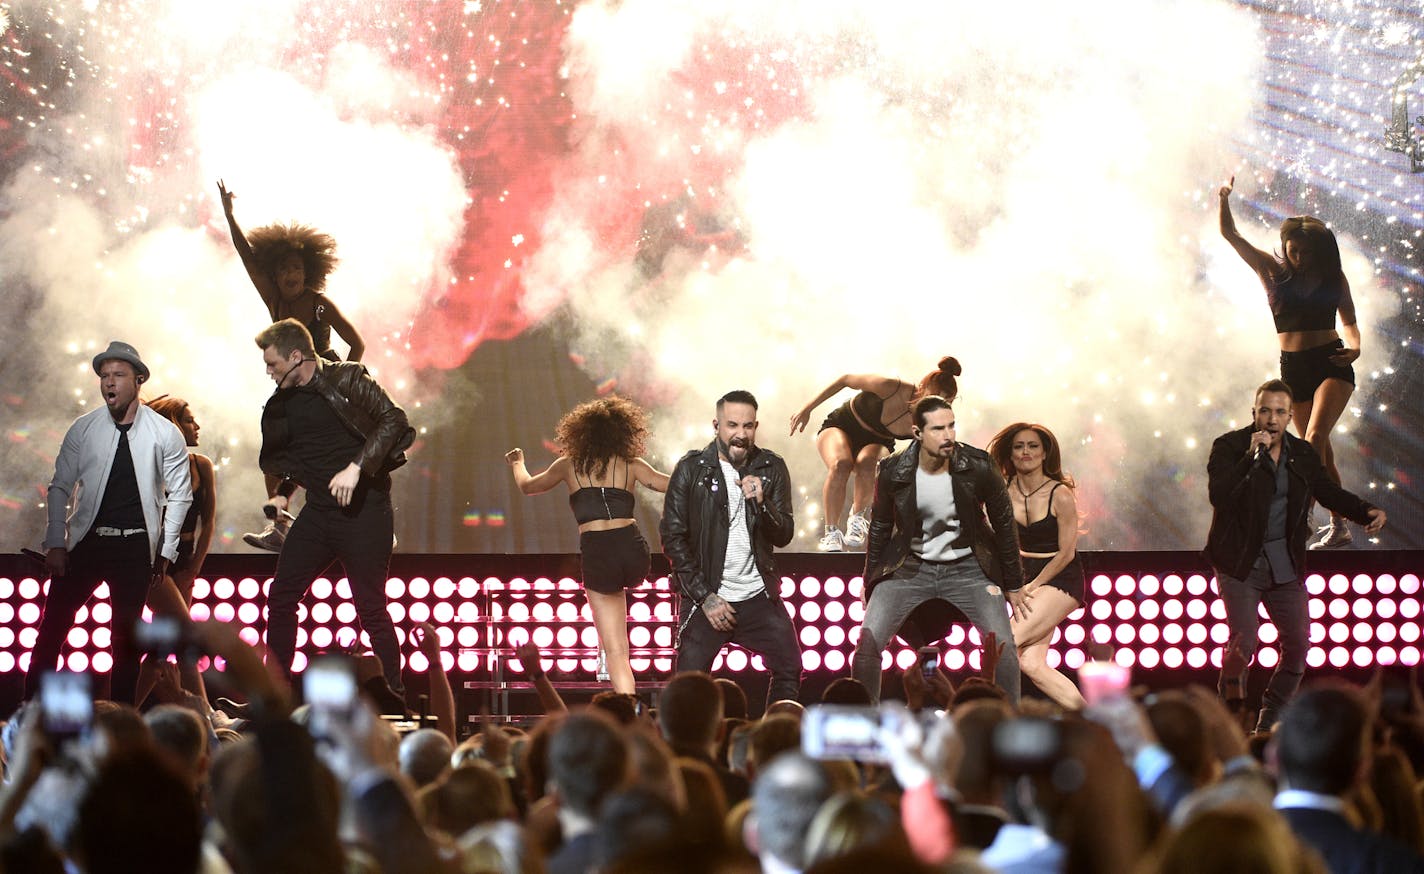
left=555, top=396, right=650, bottom=480
left=246, top=222, right=339, bottom=292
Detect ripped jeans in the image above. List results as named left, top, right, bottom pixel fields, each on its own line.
left=852, top=556, right=1019, bottom=702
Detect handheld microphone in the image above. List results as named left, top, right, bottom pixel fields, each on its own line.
left=737, top=467, right=760, bottom=518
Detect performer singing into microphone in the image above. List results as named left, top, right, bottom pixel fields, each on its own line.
left=661, top=390, right=802, bottom=708
left=253, top=319, right=414, bottom=702
left=1205, top=379, right=1385, bottom=731
left=218, top=180, right=366, bottom=553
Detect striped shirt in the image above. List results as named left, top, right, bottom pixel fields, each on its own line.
left=718, top=459, right=765, bottom=602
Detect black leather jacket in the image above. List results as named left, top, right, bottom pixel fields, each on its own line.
left=260, top=360, right=415, bottom=495
left=1205, top=426, right=1375, bottom=580
left=660, top=442, right=795, bottom=607
left=863, top=440, right=1024, bottom=598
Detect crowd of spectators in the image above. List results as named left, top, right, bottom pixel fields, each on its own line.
left=2, top=622, right=1423, bottom=874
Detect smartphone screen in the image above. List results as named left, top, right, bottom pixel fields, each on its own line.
left=40, top=671, right=93, bottom=742
left=802, top=704, right=886, bottom=762
left=1079, top=660, right=1131, bottom=706
left=919, top=646, right=939, bottom=681
left=304, top=655, right=358, bottom=718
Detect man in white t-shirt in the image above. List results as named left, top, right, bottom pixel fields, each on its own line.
left=661, top=390, right=802, bottom=707
left=856, top=395, right=1027, bottom=702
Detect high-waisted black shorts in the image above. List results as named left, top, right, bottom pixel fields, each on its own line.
left=1280, top=339, right=1355, bottom=402
left=818, top=402, right=895, bottom=457
left=579, top=525, right=651, bottom=595
left=1024, top=553, right=1085, bottom=604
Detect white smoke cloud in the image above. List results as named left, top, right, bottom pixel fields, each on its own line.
left=0, top=0, right=465, bottom=548
left=535, top=0, right=1398, bottom=547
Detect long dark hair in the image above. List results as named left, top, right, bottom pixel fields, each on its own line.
left=1274, top=216, right=1344, bottom=285
left=987, top=422, right=1074, bottom=489
left=554, top=395, right=650, bottom=479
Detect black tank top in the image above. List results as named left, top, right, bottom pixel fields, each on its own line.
left=850, top=383, right=911, bottom=439
left=1016, top=482, right=1063, bottom=553
left=270, top=293, right=335, bottom=358
left=1268, top=273, right=1341, bottom=333
left=569, top=459, right=636, bottom=524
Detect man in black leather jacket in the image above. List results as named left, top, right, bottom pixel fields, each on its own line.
left=660, top=390, right=802, bottom=706
left=855, top=396, right=1026, bottom=702
left=1206, top=379, right=1385, bottom=730
left=255, top=319, right=415, bottom=698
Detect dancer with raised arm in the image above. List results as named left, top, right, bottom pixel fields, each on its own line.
left=988, top=422, right=1085, bottom=709
left=1219, top=177, right=1362, bottom=549
left=217, top=179, right=366, bottom=552
left=134, top=395, right=217, bottom=707
left=789, top=357, right=962, bottom=552
left=506, top=396, right=670, bottom=695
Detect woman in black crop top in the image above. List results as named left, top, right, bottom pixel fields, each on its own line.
left=1219, top=176, right=1362, bottom=549
left=989, top=422, right=1085, bottom=710
left=790, top=357, right=962, bottom=553
left=218, top=180, right=368, bottom=552
left=506, top=396, right=670, bottom=695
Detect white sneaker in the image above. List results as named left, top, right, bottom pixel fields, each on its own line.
left=596, top=649, right=610, bottom=682
left=1309, top=520, right=1353, bottom=550
left=818, top=526, right=846, bottom=552
left=844, top=512, right=870, bottom=549
left=242, top=522, right=287, bottom=552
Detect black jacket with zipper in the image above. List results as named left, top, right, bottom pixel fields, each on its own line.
left=660, top=441, right=795, bottom=608
left=863, top=439, right=1024, bottom=600
left=260, top=359, right=415, bottom=497
left=1205, top=426, right=1375, bottom=580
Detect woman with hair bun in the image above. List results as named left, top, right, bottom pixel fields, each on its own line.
left=217, top=179, right=367, bottom=553
left=790, top=357, right=962, bottom=552
left=506, top=396, right=670, bottom=694
left=135, top=395, right=216, bottom=707
left=1219, top=176, right=1362, bottom=549
left=988, top=421, right=1085, bottom=709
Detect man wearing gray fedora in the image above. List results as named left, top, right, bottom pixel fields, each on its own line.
left=28, top=341, right=193, bottom=702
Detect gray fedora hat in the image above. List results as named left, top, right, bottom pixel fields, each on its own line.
left=92, top=340, right=151, bottom=381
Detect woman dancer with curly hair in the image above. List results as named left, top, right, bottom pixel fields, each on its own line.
left=1219, top=176, right=1362, bottom=549
left=217, top=179, right=366, bottom=552
left=506, top=396, right=671, bottom=693
left=988, top=422, right=1085, bottom=709
left=135, top=395, right=216, bottom=707
left=789, top=357, right=962, bottom=552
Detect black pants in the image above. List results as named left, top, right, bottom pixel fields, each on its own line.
left=264, top=490, right=402, bottom=692
left=26, top=531, right=151, bottom=701
left=677, top=589, right=802, bottom=708
left=1216, top=559, right=1309, bottom=731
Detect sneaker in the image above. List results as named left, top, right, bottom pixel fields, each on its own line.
left=1309, top=520, right=1353, bottom=550
left=596, top=649, right=610, bottom=683
left=844, top=512, right=870, bottom=549
left=242, top=522, right=287, bottom=552
left=818, top=526, right=846, bottom=552
left=1384, top=127, right=1413, bottom=153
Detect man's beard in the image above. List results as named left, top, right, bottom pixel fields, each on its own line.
left=718, top=436, right=753, bottom=463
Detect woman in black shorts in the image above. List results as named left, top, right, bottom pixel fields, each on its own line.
left=789, top=357, right=962, bottom=552
left=989, top=422, right=1085, bottom=710
left=1220, top=176, right=1361, bottom=548
left=506, top=396, right=670, bottom=694
left=135, top=395, right=217, bottom=707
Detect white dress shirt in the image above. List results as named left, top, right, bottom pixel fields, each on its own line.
left=44, top=405, right=193, bottom=563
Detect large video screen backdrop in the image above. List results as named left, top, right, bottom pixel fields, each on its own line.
left=1, top=0, right=1419, bottom=554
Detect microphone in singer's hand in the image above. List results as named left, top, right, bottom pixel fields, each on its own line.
left=1254, top=438, right=1270, bottom=463
left=738, top=469, right=759, bottom=516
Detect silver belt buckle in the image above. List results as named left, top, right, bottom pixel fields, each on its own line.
left=94, top=526, right=143, bottom=537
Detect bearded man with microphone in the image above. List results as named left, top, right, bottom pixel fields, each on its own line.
left=253, top=318, right=414, bottom=701
left=661, top=389, right=802, bottom=708
left=1206, top=378, right=1385, bottom=731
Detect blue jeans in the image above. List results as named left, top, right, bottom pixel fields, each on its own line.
left=853, top=557, right=1019, bottom=702
left=1216, top=560, right=1309, bottom=731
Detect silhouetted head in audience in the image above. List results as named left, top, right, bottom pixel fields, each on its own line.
left=1276, top=683, right=1371, bottom=797
left=765, top=699, right=805, bottom=721
left=75, top=747, right=201, bottom=874
left=659, top=672, right=724, bottom=756
left=820, top=678, right=873, bottom=707
left=399, top=728, right=453, bottom=789
left=419, top=758, right=515, bottom=837
left=1147, top=692, right=1213, bottom=788
left=747, top=715, right=802, bottom=779
left=746, top=752, right=835, bottom=872
left=1156, top=803, right=1308, bottom=874
left=803, top=791, right=911, bottom=868
left=144, top=704, right=210, bottom=794
left=548, top=709, right=632, bottom=828
left=714, top=678, right=749, bottom=721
